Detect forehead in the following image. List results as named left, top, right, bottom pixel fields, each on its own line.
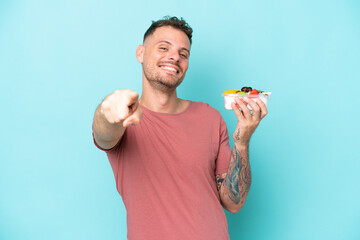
left=144, top=26, right=191, bottom=49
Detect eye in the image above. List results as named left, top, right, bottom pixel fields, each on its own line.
left=159, top=47, right=167, bottom=51
left=180, top=53, right=188, bottom=59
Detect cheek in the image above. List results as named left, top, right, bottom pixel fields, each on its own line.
left=143, top=53, right=156, bottom=66
left=182, top=62, right=189, bottom=71
left=148, top=53, right=164, bottom=66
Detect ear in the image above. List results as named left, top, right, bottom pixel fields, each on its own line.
left=136, top=45, right=145, bottom=63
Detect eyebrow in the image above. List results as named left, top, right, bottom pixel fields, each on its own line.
left=156, top=40, right=190, bottom=53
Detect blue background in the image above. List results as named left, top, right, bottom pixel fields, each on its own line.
left=1, top=0, right=359, bottom=239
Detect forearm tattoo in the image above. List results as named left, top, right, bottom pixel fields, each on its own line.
left=235, top=128, right=240, bottom=141
left=216, top=145, right=251, bottom=205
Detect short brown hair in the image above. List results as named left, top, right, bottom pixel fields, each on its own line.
left=143, top=16, right=193, bottom=44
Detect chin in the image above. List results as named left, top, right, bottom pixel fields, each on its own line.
left=159, top=79, right=183, bottom=89
left=144, top=69, right=185, bottom=90
left=156, top=73, right=183, bottom=86
left=148, top=78, right=183, bottom=92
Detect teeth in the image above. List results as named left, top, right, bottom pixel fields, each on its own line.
left=161, top=66, right=177, bottom=73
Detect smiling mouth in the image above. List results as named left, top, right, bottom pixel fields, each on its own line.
left=159, top=65, right=179, bottom=74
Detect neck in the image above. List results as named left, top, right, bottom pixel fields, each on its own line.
left=140, top=79, right=186, bottom=113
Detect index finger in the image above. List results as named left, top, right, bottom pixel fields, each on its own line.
left=126, top=90, right=139, bottom=105
left=122, top=91, right=139, bottom=112
left=129, top=99, right=139, bottom=114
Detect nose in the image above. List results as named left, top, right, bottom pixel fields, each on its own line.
left=167, top=50, right=180, bottom=62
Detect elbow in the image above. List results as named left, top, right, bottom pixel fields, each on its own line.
left=226, top=201, right=245, bottom=214
left=228, top=208, right=240, bottom=214
left=228, top=205, right=242, bottom=214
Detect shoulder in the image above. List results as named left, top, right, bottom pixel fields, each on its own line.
left=189, top=101, right=222, bottom=117
left=186, top=101, right=225, bottom=128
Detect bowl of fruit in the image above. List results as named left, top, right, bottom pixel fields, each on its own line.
left=223, top=86, right=271, bottom=110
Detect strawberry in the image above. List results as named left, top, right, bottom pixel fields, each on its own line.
left=248, top=89, right=258, bottom=98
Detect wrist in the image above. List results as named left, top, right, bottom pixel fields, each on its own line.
left=234, top=141, right=249, bottom=152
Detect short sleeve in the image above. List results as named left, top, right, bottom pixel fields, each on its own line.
left=215, top=115, right=231, bottom=175
left=92, top=131, right=124, bottom=189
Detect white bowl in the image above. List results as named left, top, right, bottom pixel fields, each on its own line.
left=223, top=92, right=271, bottom=110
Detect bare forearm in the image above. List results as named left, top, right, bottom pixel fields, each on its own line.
left=217, top=144, right=251, bottom=213
left=92, top=89, right=142, bottom=149
left=92, top=104, right=125, bottom=144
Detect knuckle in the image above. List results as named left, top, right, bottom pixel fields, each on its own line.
left=113, top=90, right=121, bottom=97
left=244, top=107, right=251, bottom=113
left=107, top=117, right=115, bottom=124
left=118, top=112, right=127, bottom=120
left=101, top=101, right=109, bottom=110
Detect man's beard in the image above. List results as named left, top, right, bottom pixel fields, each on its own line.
left=143, top=64, right=184, bottom=93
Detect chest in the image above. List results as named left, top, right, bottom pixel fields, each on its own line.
left=126, top=118, right=219, bottom=176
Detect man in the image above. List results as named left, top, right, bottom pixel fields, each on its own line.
left=92, top=16, right=267, bottom=240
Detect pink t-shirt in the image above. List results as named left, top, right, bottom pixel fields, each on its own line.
left=94, top=101, right=231, bottom=240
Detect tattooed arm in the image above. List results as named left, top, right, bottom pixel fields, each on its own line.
left=216, top=97, right=267, bottom=213
left=216, top=144, right=251, bottom=213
